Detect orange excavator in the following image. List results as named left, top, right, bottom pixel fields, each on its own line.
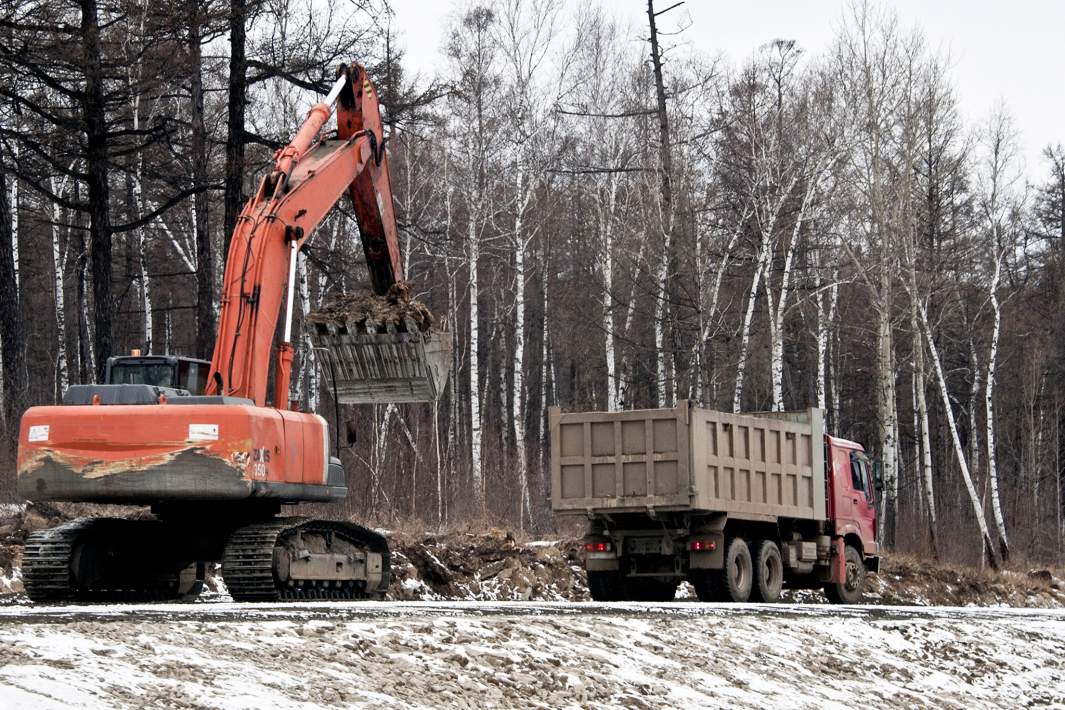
left=16, top=64, right=445, bottom=602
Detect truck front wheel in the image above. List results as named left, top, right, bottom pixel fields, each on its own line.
left=750, top=540, right=783, bottom=603
left=823, top=544, right=865, bottom=604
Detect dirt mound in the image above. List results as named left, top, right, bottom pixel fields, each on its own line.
left=307, top=281, right=435, bottom=334
left=866, top=554, right=1065, bottom=608
left=0, top=502, right=71, bottom=595
left=386, top=528, right=589, bottom=601
left=1, top=509, right=1062, bottom=608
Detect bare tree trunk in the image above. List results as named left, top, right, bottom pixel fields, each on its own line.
left=912, top=306, right=937, bottom=550
left=985, top=255, right=1009, bottom=560
left=189, top=0, right=214, bottom=358
left=968, top=335, right=982, bottom=482
left=511, top=170, right=531, bottom=530
left=50, top=174, right=70, bottom=397
left=446, top=261, right=461, bottom=524
left=127, top=171, right=152, bottom=352
left=875, top=272, right=898, bottom=548
left=768, top=177, right=818, bottom=411
left=647, top=0, right=675, bottom=409
left=76, top=249, right=95, bottom=384
left=599, top=173, right=619, bottom=410
left=814, top=266, right=835, bottom=412
left=539, top=243, right=550, bottom=449
left=468, top=205, right=483, bottom=511
left=733, top=233, right=770, bottom=412
left=83, top=0, right=114, bottom=381
left=434, top=402, right=442, bottom=525
left=694, top=217, right=743, bottom=404
left=8, top=143, right=17, bottom=292
left=918, top=300, right=1001, bottom=568
left=296, top=251, right=318, bottom=411
left=0, top=150, right=26, bottom=455
left=827, top=278, right=840, bottom=433
left=222, top=0, right=247, bottom=265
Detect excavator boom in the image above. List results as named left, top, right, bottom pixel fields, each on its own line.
left=206, top=63, right=444, bottom=408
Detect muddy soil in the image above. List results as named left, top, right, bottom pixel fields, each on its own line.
left=2, top=504, right=1063, bottom=608
left=1, top=603, right=1063, bottom=709
left=307, top=281, right=435, bottom=333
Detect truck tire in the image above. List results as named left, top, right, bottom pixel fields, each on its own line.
left=717, top=537, right=753, bottom=602
left=823, top=544, right=865, bottom=604
left=750, top=539, right=783, bottom=603
left=587, top=570, right=623, bottom=601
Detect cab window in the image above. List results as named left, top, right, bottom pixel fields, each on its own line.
left=178, top=360, right=206, bottom=395
left=109, top=363, right=175, bottom=388
left=849, top=453, right=867, bottom=493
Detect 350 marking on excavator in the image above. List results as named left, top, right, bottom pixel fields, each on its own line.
left=251, top=448, right=271, bottom=479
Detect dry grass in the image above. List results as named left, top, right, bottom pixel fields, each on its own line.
left=871, top=552, right=1065, bottom=607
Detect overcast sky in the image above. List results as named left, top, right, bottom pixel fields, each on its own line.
left=387, top=0, right=1063, bottom=181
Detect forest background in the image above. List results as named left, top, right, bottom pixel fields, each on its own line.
left=0, top=0, right=1063, bottom=568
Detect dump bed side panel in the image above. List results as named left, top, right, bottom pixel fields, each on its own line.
left=550, top=403, right=825, bottom=521
left=689, top=408, right=825, bottom=521
left=550, top=405, right=692, bottom=512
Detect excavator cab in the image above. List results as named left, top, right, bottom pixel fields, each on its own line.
left=105, top=355, right=211, bottom=395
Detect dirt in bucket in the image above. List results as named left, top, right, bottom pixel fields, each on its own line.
left=307, top=281, right=436, bottom=333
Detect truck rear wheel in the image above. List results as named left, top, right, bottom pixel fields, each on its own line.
left=750, top=539, right=783, bottom=603
left=717, top=537, right=753, bottom=602
left=587, top=570, right=623, bottom=601
left=823, top=544, right=865, bottom=604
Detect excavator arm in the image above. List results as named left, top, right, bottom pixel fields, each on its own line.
left=205, top=63, right=406, bottom=408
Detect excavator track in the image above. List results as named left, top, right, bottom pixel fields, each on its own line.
left=23, top=518, right=205, bottom=603
left=22, top=519, right=95, bottom=602
left=222, top=518, right=391, bottom=602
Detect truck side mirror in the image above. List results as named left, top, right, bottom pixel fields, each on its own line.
left=873, top=459, right=884, bottom=491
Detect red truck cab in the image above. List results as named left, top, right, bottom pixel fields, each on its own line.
left=826, top=436, right=880, bottom=580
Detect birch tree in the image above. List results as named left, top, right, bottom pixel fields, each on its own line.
left=833, top=3, right=925, bottom=543
left=975, top=105, right=1023, bottom=561
left=446, top=6, right=502, bottom=512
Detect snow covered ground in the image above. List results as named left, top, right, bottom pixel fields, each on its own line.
left=0, top=601, right=1062, bottom=709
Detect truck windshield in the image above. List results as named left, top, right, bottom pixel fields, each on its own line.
left=109, top=363, right=175, bottom=388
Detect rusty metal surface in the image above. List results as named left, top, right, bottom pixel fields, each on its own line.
left=550, top=402, right=826, bottom=522
left=18, top=448, right=253, bottom=503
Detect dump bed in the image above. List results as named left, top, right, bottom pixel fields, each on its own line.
left=550, top=402, right=826, bottom=522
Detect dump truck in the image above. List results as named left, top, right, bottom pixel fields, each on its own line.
left=550, top=402, right=880, bottom=603
left=16, top=63, right=448, bottom=603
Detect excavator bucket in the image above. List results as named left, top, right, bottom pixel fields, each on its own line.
left=311, top=325, right=452, bottom=404
left=307, top=284, right=452, bottom=404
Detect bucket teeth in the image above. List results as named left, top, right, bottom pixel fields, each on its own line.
left=311, top=329, right=452, bottom=404
left=307, top=285, right=451, bottom=404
